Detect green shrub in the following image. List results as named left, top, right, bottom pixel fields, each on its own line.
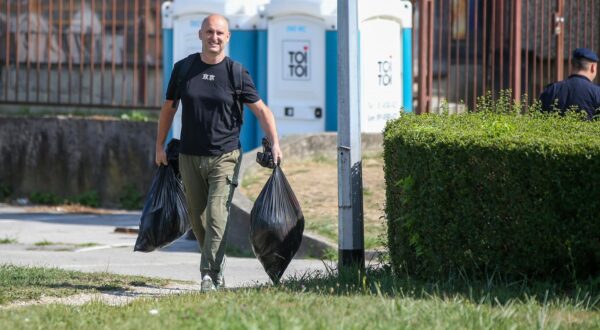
left=119, top=110, right=153, bottom=122
left=384, top=110, right=600, bottom=281
left=29, top=192, right=62, bottom=205
left=119, top=184, right=144, bottom=210
left=29, top=191, right=100, bottom=207
left=70, top=191, right=100, bottom=208
left=0, top=182, right=11, bottom=201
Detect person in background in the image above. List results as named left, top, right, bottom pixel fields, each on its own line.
left=539, top=47, right=600, bottom=120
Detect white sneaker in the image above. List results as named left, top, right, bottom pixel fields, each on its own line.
left=201, top=275, right=215, bottom=292
left=215, top=276, right=225, bottom=289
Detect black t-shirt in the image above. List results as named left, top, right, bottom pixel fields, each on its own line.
left=166, top=54, right=260, bottom=156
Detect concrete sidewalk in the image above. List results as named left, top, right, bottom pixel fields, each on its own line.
left=0, top=203, right=331, bottom=288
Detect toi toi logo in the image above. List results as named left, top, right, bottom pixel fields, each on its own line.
left=378, top=60, right=392, bottom=86
left=288, top=45, right=309, bottom=78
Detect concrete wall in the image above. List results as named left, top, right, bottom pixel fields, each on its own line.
left=0, top=116, right=156, bottom=207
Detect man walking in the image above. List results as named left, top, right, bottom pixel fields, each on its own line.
left=540, top=47, right=600, bottom=120
left=155, top=14, right=282, bottom=291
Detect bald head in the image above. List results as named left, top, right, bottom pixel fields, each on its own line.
left=201, top=14, right=229, bottom=33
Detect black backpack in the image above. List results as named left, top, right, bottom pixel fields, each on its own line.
left=172, top=54, right=244, bottom=123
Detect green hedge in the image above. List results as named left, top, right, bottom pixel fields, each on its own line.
left=384, top=111, right=600, bottom=280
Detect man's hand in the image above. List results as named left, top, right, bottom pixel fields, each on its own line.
left=247, top=100, right=282, bottom=166
left=155, top=100, right=177, bottom=166
left=271, top=143, right=283, bottom=166
left=155, top=147, right=168, bottom=166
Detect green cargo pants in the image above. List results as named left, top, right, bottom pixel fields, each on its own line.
left=179, top=149, right=241, bottom=282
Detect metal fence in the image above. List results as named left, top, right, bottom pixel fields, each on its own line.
left=4, top=0, right=599, bottom=114
left=0, top=0, right=163, bottom=110
left=414, top=0, right=600, bottom=114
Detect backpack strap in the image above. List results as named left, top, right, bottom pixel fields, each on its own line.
left=172, top=53, right=197, bottom=109
left=230, top=59, right=245, bottom=124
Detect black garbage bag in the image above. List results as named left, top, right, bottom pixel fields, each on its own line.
left=134, top=139, right=190, bottom=252
left=250, top=165, right=304, bottom=283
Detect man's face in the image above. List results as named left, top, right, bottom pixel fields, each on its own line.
left=199, top=16, right=230, bottom=56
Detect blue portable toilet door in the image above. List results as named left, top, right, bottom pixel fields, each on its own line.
left=359, top=18, right=403, bottom=133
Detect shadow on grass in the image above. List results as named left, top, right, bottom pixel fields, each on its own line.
left=44, top=283, right=125, bottom=292
left=260, top=262, right=600, bottom=310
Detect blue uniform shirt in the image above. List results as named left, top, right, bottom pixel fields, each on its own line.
left=539, top=74, right=600, bottom=120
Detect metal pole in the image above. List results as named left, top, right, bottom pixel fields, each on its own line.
left=337, top=0, right=364, bottom=270
left=555, top=0, right=565, bottom=81
left=417, top=0, right=433, bottom=114
left=511, top=0, right=522, bottom=102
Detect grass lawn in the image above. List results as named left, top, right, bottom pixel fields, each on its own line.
left=0, top=264, right=168, bottom=305
left=2, top=265, right=600, bottom=329
left=0, top=237, right=17, bottom=244
left=241, top=152, right=387, bottom=250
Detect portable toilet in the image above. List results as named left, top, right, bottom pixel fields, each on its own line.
left=161, top=0, right=267, bottom=152
left=358, top=0, right=413, bottom=133
left=263, top=0, right=337, bottom=141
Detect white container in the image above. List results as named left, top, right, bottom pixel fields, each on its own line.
left=358, top=0, right=412, bottom=133
left=265, top=0, right=336, bottom=137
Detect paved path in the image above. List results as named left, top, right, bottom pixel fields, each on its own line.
left=0, top=204, right=330, bottom=288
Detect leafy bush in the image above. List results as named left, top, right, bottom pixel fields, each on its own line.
left=0, top=182, right=12, bottom=201
left=119, top=184, right=143, bottom=210
left=120, top=111, right=151, bottom=122
left=384, top=109, right=600, bottom=281
left=29, top=192, right=62, bottom=205
left=69, top=191, right=100, bottom=208
left=30, top=190, right=100, bottom=207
